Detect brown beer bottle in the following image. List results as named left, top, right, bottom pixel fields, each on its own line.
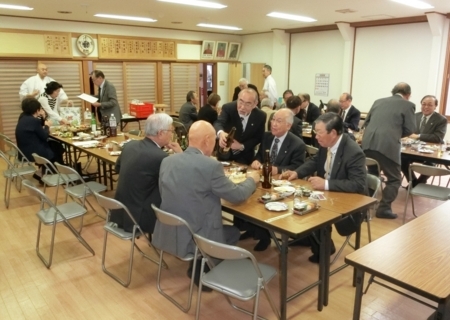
left=219, top=127, right=236, bottom=154
left=262, top=149, right=272, bottom=189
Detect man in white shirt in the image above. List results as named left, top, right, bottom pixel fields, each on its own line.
left=262, top=64, right=278, bottom=107
left=19, top=63, right=68, bottom=104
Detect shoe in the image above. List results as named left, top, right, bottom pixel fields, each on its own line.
left=187, top=261, right=212, bottom=292
left=254, top=238, right=271, bottom=251
left=289, top=236, right=311, bottom=247
left=308, top=242, right=336, bottom=264
left=32, top=173, right=44, bottom=186
left=239, top=231, right=253, bottom=240
left=376, top=210, right=398, bottom=219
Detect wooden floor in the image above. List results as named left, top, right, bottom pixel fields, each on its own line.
left=0, top=162, right=447, bottom=320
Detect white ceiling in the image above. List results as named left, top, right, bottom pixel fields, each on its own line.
left=1, top=0, right=450, bottom=34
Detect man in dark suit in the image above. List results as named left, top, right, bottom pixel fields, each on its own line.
left=339, top=92, right=361, bottom=131
left=297, top=93, right=320, bottom=125
left=111, top=113, right=182, bottom=234
left=401, top=95, right=447, bottom=186
left=268, top=95, right=303, bottom=138
left=286, top=112, right=367, bottom=262
left=362, top=82, right=416, bottom=219
left=242, top=109, right=306, bottom=251
left=215, top=88, right=266, bottom=165
left=179, top=90, right=198, bottom=130
left=91, top=70, right=122, bottom=123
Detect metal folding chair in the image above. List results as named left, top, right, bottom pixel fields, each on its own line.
left=0, top=132, right=18, bottom=160
left=365, top=157, right=385, bottom=191
left=305, top=145, right=318, bottom=158
left=94, top=193, right=163, bottom=287
left=151, top=204, right=198, bottom=313
left=128, top=129, right=141, bottom=136
left=22, top=179, right=95, bottom=268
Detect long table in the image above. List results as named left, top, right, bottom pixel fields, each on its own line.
left=345, top=201, right=450, bottom=320
left=402, top=144, right=450, bottom=166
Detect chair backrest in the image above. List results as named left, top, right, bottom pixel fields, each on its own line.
left=0, top=132, right=12, bottom=141
left=95, top=192, right=140, bottom=226
left=172, top=121, right=187, bottom=136
left=4, top=139, right=31, bottom=164
left=32, top=153, right=58, bottom=175
left=22, top=179, right=55, bottom=208
left=410, top=164, right=450, bottom=178
left=151, top=204, right=196, bottom=235
left=306, top=145, right=318, bottom=157
left=365, top=157, right=380, bottom=171
left=54, top=162, right=82, bottom=184
left=128, top=129, right=141, bottom=137
left=0, top=150, right=16, bottom=169
left=366, top=173, right=381, bottom=199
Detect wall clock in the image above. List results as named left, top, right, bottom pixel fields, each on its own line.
left=76, top=34, right=95, bottom=56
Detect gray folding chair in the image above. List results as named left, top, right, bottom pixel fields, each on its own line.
left=0, top=151, right=36, bottom=208
left=32, top=153, right=78, bottom=203
left=173, top=120, right=188, bottom=137
left=128, top=129, right=141, bottom=136
left=305, top=145, right=318, bottom=158
left=94, top=193, right=163, bottom=287
left=54, top=162, right=107, bottom=219
left=0, top=132, right=18, bottom=159
left=331, top=173, right=380, bottom=264
left=403, top=164, right=450, bottom=224
left=4, top=139, right=36, bottom=192
left=151, top=204, right=198, bottom=313
left=193, top=234, right=280, bottom=320
left=22, top=179, right=95, bottom=268
left=365, top=157, right=385, bottom=191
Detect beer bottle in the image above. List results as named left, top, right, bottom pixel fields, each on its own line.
left=109, top=114, right=117, bottom=137
left=219, top=127, right=236, bottom=154
left=181, top=135, right=188, bottom=151
left=262, top=149, right=272, bottom=189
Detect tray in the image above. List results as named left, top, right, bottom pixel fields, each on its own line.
left=258, top=193, right=285, bottom=204
left=293, top=200, right=319, bottom=216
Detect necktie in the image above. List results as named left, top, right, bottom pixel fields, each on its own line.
left=98, top=87, right=102, bottom=102
left=325, top=148, right=332, bottom=179
left=342, top=109, right=347, bottom=121
left=302, top=110, right=306, bottom=121
left=240, top=116, right=245, bottom=131
left=270, top=138, right=279, bottom=163
left=419, top=116, right=427, bottom=133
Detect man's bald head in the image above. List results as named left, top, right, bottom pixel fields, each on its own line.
left=37, top=63, right=48, bottom=79
left=188, top=121, right=216, bottom=156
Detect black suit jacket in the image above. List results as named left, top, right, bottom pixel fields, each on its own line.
left=197, top=104, right=218, bottom=126
left=342, top=105, right=361, bottom=131
left=297, top=102, right=320, bottom=125
left=15, top=114, right=53, bottom=162
left=214, top=101, right=266, bottom=165
left=295, top=134, right=366, bottom=194
left=414, top=112, right=447, bottom=143
left=254, top=132, right=306, bottom=171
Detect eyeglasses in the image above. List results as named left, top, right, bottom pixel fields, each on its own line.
left=421, top=103, right=435, bottom=107
left=238, top=98, right=254, bottom=108
left=313, top=129, right=329, bottom=136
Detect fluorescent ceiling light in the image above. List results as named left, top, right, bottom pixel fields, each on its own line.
left=267, top=12, right=316, bottom=22
left=197, top=23, right=242, bottom=31
left=391, top=0, right=433, bottom=9
left=158, top=0, right=226, bottom=9
left=0, top=4, right=33, bottom=10
left=94, top=14, right=157, bottom=22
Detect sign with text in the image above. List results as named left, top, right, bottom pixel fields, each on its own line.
left=314, top=73, right=330, bottom=97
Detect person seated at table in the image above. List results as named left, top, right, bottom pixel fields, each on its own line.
left=339, top=93, right=361, bottom=132
left=152, top=120, right=260, bottom=288
left=37, top=81, right=72, bottom=125
left=197, top=93, right=220, bottom=126
left=327, top=99, right=356, bottom=141
left=276, top=89, right=294, bottom=110
left=401, top=95, right=447, bottom=187
left=241, top=109, right=306, bottom=251
left=285, top=112, right=367, bottom=263
left=110, top=113, right=182, bottom=234
left=268, top=96, right=303, bottom=139
left=179, top=90, right=198, bottom=131
left=15, top=98, right=56, bottom=184
left=296, top=93, right=320, bottom=125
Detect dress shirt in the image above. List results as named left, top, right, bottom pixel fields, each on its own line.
left=269, top=131, right=288, bottom=154
left=324, top=134, right=343, bottom=190
left=241, top=113, right=250, bottom=131
left=19, top=74, right=68, bottom=102
left=263, top=74, right=278, bottom=106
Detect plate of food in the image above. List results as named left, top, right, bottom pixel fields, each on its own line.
left=258, top=192, right=284, bottom=203
left=293, top=200, right=319, bottom=216
left=273, top=186, right=296, bottom=196
left=228, top=172, right=247, bottom=184
left=418, top=148, right=434, bottom=154
left=221, top=161, right=230, bottom=166
left=272, top=179, right=292, bottom=186
left=265, top=202, right=289, bottom=212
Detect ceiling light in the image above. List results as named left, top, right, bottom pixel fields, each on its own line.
left=158, top=0, right=226, bottom=9
left=267, top=12, right=316, bottom=22
left=0, top=4, right=33, bottom=10
left=94, top=14, right=157, bottom=22
left=197, top=23, right=242, bottom=31
left=390, top=0, right=434, bottom=9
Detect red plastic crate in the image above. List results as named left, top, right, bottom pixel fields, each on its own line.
left=129, top=102, right=154, bottom=118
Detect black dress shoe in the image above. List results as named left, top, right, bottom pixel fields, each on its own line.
left=376, top=211, right=398, bottom=219
left=239, top=231, right=253, bottom=240
left=308, top=243, right=336, bottom=263
left=254, top=238, right=271, bottom=251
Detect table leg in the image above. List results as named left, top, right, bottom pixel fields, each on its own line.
left=353, top=220, right=362, bottom=287
left=435, top=298, right=450, bottom=320
left=280, top=233, right=288, bottom=320
left=352, top=269, right=365, bottom=320
left=321, top=227, right=329, bottom=308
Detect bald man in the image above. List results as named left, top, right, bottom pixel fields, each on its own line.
left=19, top=63, right=69, bottom=104
left=152, top=121, right=260, bottom=288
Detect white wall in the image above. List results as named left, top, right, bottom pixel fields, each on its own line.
left=289, top=30, right=345, bottom=104
left=216, top=62, right=229, bottom=102
left=239, top=33, right=273, bottom=64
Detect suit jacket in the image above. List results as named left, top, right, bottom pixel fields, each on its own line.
left=179, top=101, right=198, bottom=130
left=111, top=138, right=168, bottom=233
left=414, top=112, right=447, bottom=143
left=99, top=79, right=122, bottom=123
left=342, top=105, right=361, bottom=131
left=362, top=95, right=416, bottom=165
left=297, top=102, right=320, bottom=125
left=152, top=147, right=256, bottom=257
left=254, top=132, right=305, bottom=171
left=214, top=101, right=266, bottom=165
left=15, top=114, right=53, bottom=162
left=197, top=104, right=218, bottom=126
left=295, top=134, right=366, bottom=194
left=268, top=112, right=303, bottom=139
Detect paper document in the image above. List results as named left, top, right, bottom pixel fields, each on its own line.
left=78, top=93, right=98, bottom=104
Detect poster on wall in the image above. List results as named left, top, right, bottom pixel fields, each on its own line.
left=201, top=40, right=215, bottom=59
left=314, top=73, right=330, bottom=96
left=214, top=41, right=228, bottom=59
left=227, top=42, right=241, bottom=60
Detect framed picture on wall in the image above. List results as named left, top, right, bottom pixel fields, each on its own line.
left=201, top=40, right=215, bottom=59
left=214, top=41, right=228, bottom=59
left=227, top=42, right=241, bottom=60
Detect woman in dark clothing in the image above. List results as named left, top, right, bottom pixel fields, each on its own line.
left=197, top=93, right=221, bottom=126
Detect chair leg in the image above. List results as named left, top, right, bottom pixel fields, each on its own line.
left=402, top=189, right=411, bottom=224
left=4, top=177, right=11, bottom=208
left=410, top=194, right=417, bottom=218
left=63, top=220, right=95, bottom=256
left=366, top=215, right=372, bottom=243
left=195, top=258, right=205, bottom=320
left=85, top=197, right=106, bottom=220
left=364, top=274, right=375, bottom=294
left=330, top=236, right=350, bottom=265
left=252, top=279, right=262, bottom=320
left=36, top=221, right=57, bottom=268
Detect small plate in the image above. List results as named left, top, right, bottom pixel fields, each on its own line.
left=265, top=202, right=288, bottom=212
left=109, top=151, right=121, bottom=156
left=418, top=148, right=434, bottom=154
left=273, top=186, right=296, bottom=196
left=221, top=161, right=230, bottom=166
left=272, top=179, right=292, bottom=186
left=94, top=136, right=107, bottom=141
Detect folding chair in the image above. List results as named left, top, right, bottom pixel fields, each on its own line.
left=94, top=193, right=163, bottom=287
left=365, top=157, right=385, bottom=191
left=331, top=173, right=380, bottom=264
left=0, top=132, right=18, bottom=159
left=32, top=153, right=78, bottom=203
left=305, top=145, right=318, bottom=158
left=4, top=139, right=36, bottom=191
left=0, top=151, right=36, bottom=208
left=128, top=129, right=141, bottom=137
left=173, top=121, right=188, bottom=137
left=193, top=234, right=280, bottom=320
left=403, top=164, right=450, bottom=224
left=22, top=179, right=95, bottom=268
left=151, top=204, right=198, bottom=312
left=54, top=162, right=107, bottom=219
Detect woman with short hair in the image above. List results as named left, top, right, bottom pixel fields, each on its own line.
left=198, top=93, right=221, bottom=125
left=38, top=81, right=72, bottom=125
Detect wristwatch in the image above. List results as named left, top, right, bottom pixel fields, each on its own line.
left=240, top=144, right=245, bottom=151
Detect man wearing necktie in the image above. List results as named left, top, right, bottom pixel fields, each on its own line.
left=401, top=95, right=447, bottom=187
left=339, top=93, right=361, bottom=132
left=285, top=113, right=367, bottom=263
left=90, top=70, right=122, bottom=124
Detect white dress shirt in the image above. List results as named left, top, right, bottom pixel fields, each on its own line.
left=263, top=74, right=278, bottom=106
left=19, top=74, right=68, bottom=104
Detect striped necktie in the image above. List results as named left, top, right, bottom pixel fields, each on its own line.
left=270, top=138, right=279, bottom=163
left=419, top=116, right=427, bottom=133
